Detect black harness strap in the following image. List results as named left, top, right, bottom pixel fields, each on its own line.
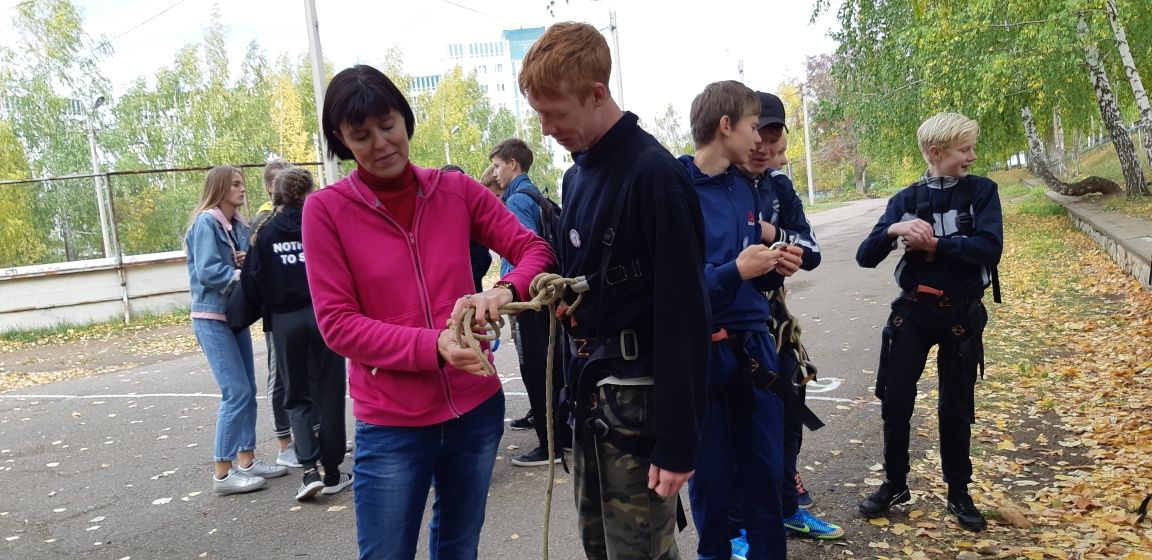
left=907, top=178, right=1002, bottom=303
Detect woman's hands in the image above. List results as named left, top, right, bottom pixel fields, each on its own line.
left=438, top=285, right=516, bottom=376
left=436, top=327, right=488, bottom=374
left=449, top=285, right=515, bottom=328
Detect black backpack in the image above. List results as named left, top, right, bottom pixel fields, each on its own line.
left=522, top=189, right=563, bottom=251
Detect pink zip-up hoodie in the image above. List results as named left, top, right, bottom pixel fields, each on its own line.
left=302, top=165, right=557, bottom=427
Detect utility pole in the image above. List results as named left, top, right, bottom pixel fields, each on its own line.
left=305, top=0, right=341, bottom=185
left=86, top=96, right=113, bottom=258
left=609, top=10, right=624, bottom=108
left=801, top=86, right=816, bottom=205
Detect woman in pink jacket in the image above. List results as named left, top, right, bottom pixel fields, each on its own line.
left=302, top=64, right=556, bottom=560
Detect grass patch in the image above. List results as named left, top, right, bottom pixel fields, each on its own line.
left=0, top=309, right=190, bottom=350
left=1017, top=194, right=1065, bottom=216
left=1100, top=194, right=1152, bottom=218
left=987, top=179, right=1066, bottom=216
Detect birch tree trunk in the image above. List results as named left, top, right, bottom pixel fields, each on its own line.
left=1023, top=106, right=1121, bottom=196
left=1107, top=0, right=1152, bottom=190
left=1078, top=13, right=1149, bottom=198
left=1050, top=108, right=1068, bottom=178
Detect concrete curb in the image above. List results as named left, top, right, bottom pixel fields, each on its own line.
left=1045, top=191, right=1152, bottom=289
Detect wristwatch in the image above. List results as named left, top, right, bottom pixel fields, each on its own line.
left=493, top=280, right=518, bottom=302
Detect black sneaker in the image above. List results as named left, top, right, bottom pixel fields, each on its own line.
left=509, top=413, right=534, bottom=430
left=295, top=469, right=324, bottom=501
left=795, top=473, right=814, bottom=509
left=946, top=494, right=987, bottom=532
left=859, top=482, right=911, bottom=518
left=511, top=446, right=562, bottom=467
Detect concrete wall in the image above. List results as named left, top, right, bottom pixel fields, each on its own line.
left=0, top=252, right=191, bottom=332
left=1047, top=191, right=1152, bottom=290
left=1067, top=213, right=1152, bottom=289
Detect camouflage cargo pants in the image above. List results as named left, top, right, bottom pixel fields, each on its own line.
left=574, top=383, right=680, bottom=560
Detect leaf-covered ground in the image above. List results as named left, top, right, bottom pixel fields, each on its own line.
left=0, top=314, right=217, bottom=393
left=851, top=195, right=1152, bottom=559
left=1, top=193, right=1148, bottom=559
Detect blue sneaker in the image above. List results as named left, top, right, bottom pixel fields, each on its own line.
left=784, top=509, right=845, bottom=540
left=729, top=529, right=748, bottom=560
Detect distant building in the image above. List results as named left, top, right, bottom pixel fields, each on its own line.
left=408, top=27, right=542, bottom=119
left=406, top=27, right=572, bottom=177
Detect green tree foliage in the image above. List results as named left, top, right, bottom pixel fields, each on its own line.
left=3, top=0, right=111, bottom=261
left=408, top=65, right=561, bottom=194
left=0, top=121, right=50, bottom=267
left=651, top=103, right=694, bottom=156
left=818, top=0, right=1151, bottom=192
left=2, top=0, right=562, bottom=265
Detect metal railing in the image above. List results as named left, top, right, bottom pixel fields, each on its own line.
left=0, top=162, right=326, bottom=270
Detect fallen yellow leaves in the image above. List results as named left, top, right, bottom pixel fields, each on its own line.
left=868, top=201, right=1152, bottom=557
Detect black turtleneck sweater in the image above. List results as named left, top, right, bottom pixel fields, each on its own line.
left=559, top=111, right=711, bottom=473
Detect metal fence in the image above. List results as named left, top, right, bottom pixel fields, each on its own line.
left=0, top=162, right=326, bottom=270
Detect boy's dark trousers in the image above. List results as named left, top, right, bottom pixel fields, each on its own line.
left=511, top=309, right=573, bottom=451
left=779, top=363, right=806, bottom=515
left=272, top=305, right=348, bottom=480
left=690, top=332, right=786, bottom=560
left=876, top=297, right=987, bottom=489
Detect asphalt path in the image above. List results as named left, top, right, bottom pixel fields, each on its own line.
left=0, top=197, right=903, bottom=560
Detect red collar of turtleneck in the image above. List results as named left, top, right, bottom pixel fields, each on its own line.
left=358, top=162, right=416, bottom=191
left=358, top=163, right=418, bottom=230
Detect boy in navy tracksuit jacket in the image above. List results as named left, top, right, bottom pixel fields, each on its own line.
left=681, top=81, right=803, bottom=560
left=728, top=91, right=843, bottom=545
left=856, top=112, right=1003, bottom=532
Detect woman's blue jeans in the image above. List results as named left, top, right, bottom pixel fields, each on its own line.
left=192, top=319, right=257, bottom=462
left=354, top=391, right=505, bottom=560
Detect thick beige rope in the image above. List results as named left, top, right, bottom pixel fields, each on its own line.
left=449, top=273, right=585, bottom=560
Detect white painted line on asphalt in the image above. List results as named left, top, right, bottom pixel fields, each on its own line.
left=0, top=391, right=530, bottom=399
left=806, top=377, right=844, bottom=393
left=808, top=395, right=879, bottom=405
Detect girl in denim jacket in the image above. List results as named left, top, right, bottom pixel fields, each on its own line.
left=185, top=166, right=288, bottom=495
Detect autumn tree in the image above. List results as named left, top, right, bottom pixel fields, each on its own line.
left=818, top=0, right=1150, bottom=196
left=410, top=65, right=561, bottom=194
left=4, top=0, right=112, bottom=261
left=0, top=121, right=50, bottom=267
left=650, top=104, right=693, bottom=156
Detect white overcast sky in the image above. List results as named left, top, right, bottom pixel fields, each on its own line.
left=5, top=0, right=840, bottom=128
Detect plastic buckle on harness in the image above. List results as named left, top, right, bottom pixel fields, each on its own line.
left=619, top=329, right=639, bottom=361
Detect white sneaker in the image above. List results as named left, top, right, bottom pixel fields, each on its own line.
left=213, top=468, right=267, bottom=495
left=321, top=472, right=354, bottom=495
left=277, top=448, right=303, bottom=468
left=238, top=459, right=289, bottom=479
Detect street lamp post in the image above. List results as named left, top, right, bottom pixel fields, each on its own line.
left=592, top=0, right=624, bottom=108
left=801, top=86, right=816, bottom=205
left=87, top=96, right=113, bottom=258
left=304, top=0, right=342, bottom=185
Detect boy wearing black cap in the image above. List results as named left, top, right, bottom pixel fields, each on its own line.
left=728, top=91, right=842, bottom=546
left=679, top=80, right=801, bottom=560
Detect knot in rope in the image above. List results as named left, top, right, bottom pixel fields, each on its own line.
left=450, top=273, right=584, bottom=376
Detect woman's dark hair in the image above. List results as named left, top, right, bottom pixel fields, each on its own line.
left=322, top=64, right=416, bottom=161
